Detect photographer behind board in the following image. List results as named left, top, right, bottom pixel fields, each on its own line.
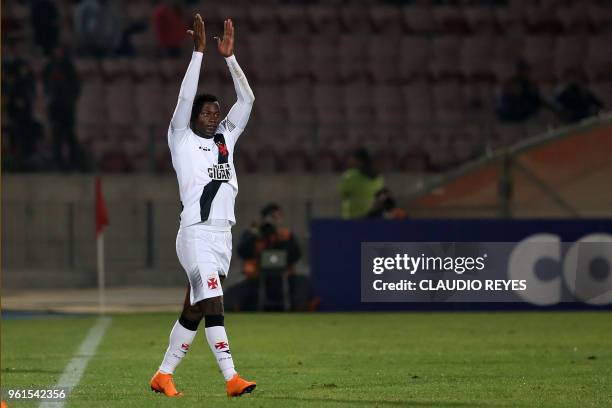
left=229, top=203, right=317, bottom=311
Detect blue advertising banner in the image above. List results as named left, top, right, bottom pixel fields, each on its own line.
left=310, top=219, right=612, bottom=311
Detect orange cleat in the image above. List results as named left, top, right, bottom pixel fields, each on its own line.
left=150, top=370, right=183, bottom=397
left=226, top=373, right=257, bottom=397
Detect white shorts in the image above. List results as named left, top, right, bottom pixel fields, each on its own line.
left=176, top=223, right=232, bottom=305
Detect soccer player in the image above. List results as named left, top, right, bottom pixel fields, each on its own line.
left=150, top=14, right=256, bottom=398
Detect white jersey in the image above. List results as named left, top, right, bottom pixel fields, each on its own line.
left=168, top=52, right=254, bottom=227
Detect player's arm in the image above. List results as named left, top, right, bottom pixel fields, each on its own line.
left=170, top=14, right=206, bottom=133
left=217, top=19, right=255, bottom=134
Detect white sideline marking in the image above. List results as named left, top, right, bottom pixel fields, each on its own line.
left=39, top=316, right=112, bottom=408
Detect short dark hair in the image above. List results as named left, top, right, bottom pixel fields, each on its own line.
left=261, top=203, right=281, bottom=218
left=352, top=147, right=377, bottom=179
left=190, top=93, right=219, bottom=129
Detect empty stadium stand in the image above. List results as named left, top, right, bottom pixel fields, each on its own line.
left=2, top=0, right=611, bottom=172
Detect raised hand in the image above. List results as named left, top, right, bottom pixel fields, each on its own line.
left=215, top=19, right=234, bottom=57
left=187, top=13, right=205, bottom=53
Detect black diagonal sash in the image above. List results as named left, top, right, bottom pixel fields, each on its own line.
left=199, top=133, right=230, bottom=222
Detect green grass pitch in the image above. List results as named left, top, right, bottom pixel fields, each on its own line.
left=2, top=312, right=611, bottom=407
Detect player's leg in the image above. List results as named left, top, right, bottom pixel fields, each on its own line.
left=151, top=284, right=203, bottom=397
left=198, top=293, right=256, bottom=397
left=160, top=284, right=202, bottom=374
left=151, top=226, right=202, bottom=397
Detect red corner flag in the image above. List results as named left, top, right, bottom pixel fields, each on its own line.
left=95, top=176, right=109, bottom=237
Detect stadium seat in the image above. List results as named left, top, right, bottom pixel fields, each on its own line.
left=314, top=84, right=345, bottom=125
left=277, top=5, right=309, bottom=35
left=402, top=5, right=435, bottom=34
left=524, top=3, right=563, bottom=34
left=432, top=81, right=468, bottom=122
left=367, top=35, right=400, bottom=83
left=402, top=81, right=434, bottom=124
left=248, top=34, right=283, bottom=82
left=307, top=4, right=340, bottom=35
left=368, top=5, right=403, bottom=34
left=76, top=124, right=106, bottom=147
left=247, top=5, right=279, bottom=34
left=339, top=35, right=369, bottom=82
left=255, top=144, right=283, bottom=172
left=460, top=35, right=496, bottom=82
left=106, top=79, right=135, bottom=126
left=494, top=5, right=523, bottom=35
left=523, top=35, right=556, bottom=83
left=373, top=85, right=406, bottom=130
left=368, top=145, right=400, bottom=173
left=553, top=35, right=588, bottom=78
left=313, top=150, right=341, bottom=172
left=101, top=58, right=131, bottom=81
left=280, top=34, right=310, bottom=81
left=430, top=36, right=463, bottom=80
left=585, top=35, right=612, bottom=81
left=158, top=58, right=187, bottom=83
left=129, top=57, right=160, bottom=83
left=77, top=81, right=107, bottom=126
left=588, top=3, right=612, bottom=32
left=284, top=81, right=315, bottom=123
left=134, top=81, right=166, bottom=126
left=492, top=36, right=524, bottom=82
left=74, top=58, right=102, bottom=81
left=124, top=0, right=148, bottom=21
left=216, top=5, right=249, bottom=32
left=252, top=84, right=288, bottom=144
left=253, top=84, right=287, bottom=122
left=340, top=5, right=373, bottom=34
left=423, top=132, right=454, bottom=171
left=162, top=83, right=182, bottom=121
left=232, top=147, right=256, bottom=173
left=309, top=34, right=340, bottom=83
left=433, top=5, right=469, bottom=34
left=130, top=28, right=157, bottom=57
left=281, top=146, right=313, bottom=172
left=557, top=4, right=591, bottom=33
left=465, top=6, right=498, bottom=33
left=399, top=36, right=431, bottom=80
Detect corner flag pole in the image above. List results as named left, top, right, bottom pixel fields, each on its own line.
left=95, top=176, right=109, bottom=314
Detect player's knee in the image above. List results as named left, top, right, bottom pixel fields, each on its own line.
left=179, top=312, right=202, bottom=330
left=180, top=304, right=204, bottom=329
left=199, top=295, right=224, bottom=317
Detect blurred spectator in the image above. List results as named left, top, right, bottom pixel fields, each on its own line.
left=339, top=148, right=385, bottom=219
left=31, top=0, right=60, bottom=56
left=230, top=203, right=317, bottom=311
left=366, top=188, right=408, bottom=220
left=43, top=47, right=81, bottom=170
left=152, top=1, right=187, bottom=57
left=74, top=0, right=122, bottom=57
left=553, top=69, right=603, bottom=124
left=496, top=60, right=542, bottom=123
left=2, top=46, right=43, bottom=170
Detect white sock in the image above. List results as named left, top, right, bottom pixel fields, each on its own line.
left=159, top=320, right=197, bottom=374
left=205, top=325, right=237, bottom=381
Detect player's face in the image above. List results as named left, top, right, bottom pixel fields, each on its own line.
left=197, top=102, right=221, bottom=136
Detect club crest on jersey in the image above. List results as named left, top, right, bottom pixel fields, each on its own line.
left=207, top=276, right=219, bottom=290
left=208, top=163, right=232, bottom=181
left=217, top=142, right=229, bottom=157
